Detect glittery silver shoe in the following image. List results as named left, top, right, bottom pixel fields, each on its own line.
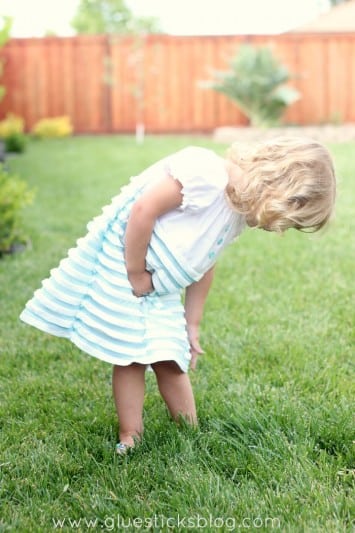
left=115, top=442, right=132, bottom=455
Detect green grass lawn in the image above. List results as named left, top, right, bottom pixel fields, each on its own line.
left=0, top=136, right=354, bottom=532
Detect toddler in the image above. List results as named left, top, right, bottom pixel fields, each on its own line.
left=20, top=136, right=336, bottom=454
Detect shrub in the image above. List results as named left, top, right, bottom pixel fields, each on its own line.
left=0, top=113, right=24, bottom=137
left=0, top=17, right=12, bottom=104
left=32, top=116, right=73, bottom=138
left=0, top=113, right=27, bottom=153
left=0, top=164, right=34, bottom=255
left=204, top=44, right=300, bottom=127
left=4, top=132, right=27, bottom=153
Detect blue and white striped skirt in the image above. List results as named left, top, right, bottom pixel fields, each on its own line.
left=19, top=189, right=199, bottom=372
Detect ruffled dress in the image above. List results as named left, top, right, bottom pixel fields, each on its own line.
left=20, top=147, right=246, bottom=372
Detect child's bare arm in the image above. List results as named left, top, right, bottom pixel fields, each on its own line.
left=125, top=175, right=183, bottom=296
left=184, top=266, right=215, bottom=369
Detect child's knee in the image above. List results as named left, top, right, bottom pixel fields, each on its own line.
left=151, top=360, right=182, bottom=377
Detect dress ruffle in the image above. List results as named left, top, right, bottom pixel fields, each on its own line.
left=20, top=184, right=195, bottom=372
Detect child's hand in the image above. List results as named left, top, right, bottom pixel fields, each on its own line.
left=187, top=324, right=204, bottom=371
left=128, top=270, right=154, bottom=297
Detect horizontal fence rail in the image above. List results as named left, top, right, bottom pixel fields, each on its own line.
left=0, top=33, right=354, bottom=133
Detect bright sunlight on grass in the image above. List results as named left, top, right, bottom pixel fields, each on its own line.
left=0, top=136, right=354, bottom=531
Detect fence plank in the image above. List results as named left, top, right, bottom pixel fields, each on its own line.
left=0, top=33, right=354, bottom=133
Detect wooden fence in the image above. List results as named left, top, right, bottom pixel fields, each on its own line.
left=0, top=33, right=354, bottom=133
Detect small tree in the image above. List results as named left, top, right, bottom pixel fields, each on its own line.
left=205, top=44, right=300, bottom=127
left=71, top=0, right=161, bottom=144
left=71, top=0, right=160, bottom=35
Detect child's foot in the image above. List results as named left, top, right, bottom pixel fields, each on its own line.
left=115, top=442, right=132, bottom=455
left=116, top=433, right=141, bottom=455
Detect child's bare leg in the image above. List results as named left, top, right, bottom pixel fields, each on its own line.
left=151, top=361, right=197, bottom=425
left=112, top=363, right=146, bottom=446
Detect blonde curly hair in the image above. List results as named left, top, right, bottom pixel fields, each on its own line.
left=225, top=137, right=336, bottom=233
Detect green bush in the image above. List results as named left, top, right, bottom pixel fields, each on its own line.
left=0, top=113, right=27, bottom=153
left=0, top=17, right=12, bottom=104
left=4, top=132, right=27, bottom=153
left=0, top=164, right=34, bottom=255
left=205, top=44, right=300, bottom=127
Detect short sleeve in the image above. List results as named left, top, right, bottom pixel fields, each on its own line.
left=165, top=146, right=223, bottom=210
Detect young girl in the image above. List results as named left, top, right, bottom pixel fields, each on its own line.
left=20, top=136, right=336, bottom=454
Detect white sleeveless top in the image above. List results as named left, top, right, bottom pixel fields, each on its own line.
left=131, top=146, right=246, bottom=277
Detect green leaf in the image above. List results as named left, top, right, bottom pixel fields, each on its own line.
left=273, top=86, right=300, bottom=105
